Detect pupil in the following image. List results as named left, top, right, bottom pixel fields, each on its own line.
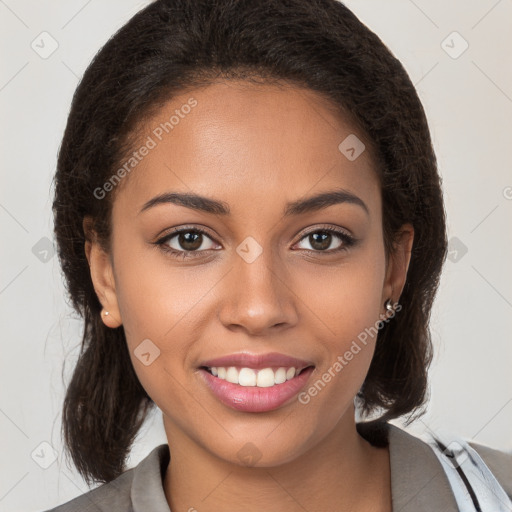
left=310, top=232, right=330, bottom=250
left=179, top=232, right=202, bottom=250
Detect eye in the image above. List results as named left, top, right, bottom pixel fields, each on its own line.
left=155, top=226, right=219, bottom=260
left=294, top=227, right=356, bottom=254
left=154, top=225, right=357, bottom=260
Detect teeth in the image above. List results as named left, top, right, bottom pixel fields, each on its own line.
left=275, top=367, right=287, bottom=384
left=286, top=367, right=296, bottom=380
left=207, top=366, right=303, bottom=387
left=256, top=368, right=274, bottom=388
left=239, top=367, right=257, bottom=386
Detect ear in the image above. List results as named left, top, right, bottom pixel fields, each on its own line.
left=83, top=216, right=122, bottom=328
left=381, top=223, right=414, bottom=314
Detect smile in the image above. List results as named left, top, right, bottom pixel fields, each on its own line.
left=198, top=365, right=315, bottom=412
left=202, top=365, right=310, bottom=387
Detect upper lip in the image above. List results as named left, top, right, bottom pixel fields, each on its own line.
left=199, top=352, right=314, bottom=371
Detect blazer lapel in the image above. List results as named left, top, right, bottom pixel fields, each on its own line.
left=388, top=424, right=459, bottom=511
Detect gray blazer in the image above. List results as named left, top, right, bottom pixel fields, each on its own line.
left=44, top=423, right=512, bottom=511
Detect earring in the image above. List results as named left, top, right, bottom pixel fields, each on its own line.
left=103, top=310, right=109, bottom=316
left=384, top=299, right=394, bottom=312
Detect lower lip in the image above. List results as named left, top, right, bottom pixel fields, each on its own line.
left=198, top=366, right=315, bottom=412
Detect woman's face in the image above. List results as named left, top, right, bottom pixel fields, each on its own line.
left=88, top=80, right=413, bottom=466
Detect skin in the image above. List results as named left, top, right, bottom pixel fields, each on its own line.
left=85, top=80, right=414, bottom=512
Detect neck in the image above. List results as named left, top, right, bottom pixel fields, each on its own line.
left=163, top=410, right=392, bottom=512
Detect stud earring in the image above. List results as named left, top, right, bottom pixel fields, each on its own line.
left=384, top=299, right=394, bottom=312
left=103, top=310, right=109, bottom=316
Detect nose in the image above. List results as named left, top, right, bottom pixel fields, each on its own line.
left=217, top=244, right=299, bottom=336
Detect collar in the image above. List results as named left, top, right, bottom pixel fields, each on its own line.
left=129, top=423, right=458, bottom=512
left=131, top=442, right=170, bottom=512
left=386, top=423, right=458, bottom=511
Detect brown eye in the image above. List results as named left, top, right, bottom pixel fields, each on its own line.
left=175, top=231, right=204, bottom=251
left=296, top=228, right=355, bottom=253
left=156, top=227, right=219, bottom=259
left=307, top=231, right=334, bottom=251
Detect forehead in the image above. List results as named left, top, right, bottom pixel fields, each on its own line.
left=113, top=80, right=380, bottom=219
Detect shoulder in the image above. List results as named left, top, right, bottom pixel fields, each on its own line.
left=385, top=422, right=461, bottom=511
left=386, top=422, right=512, bottom=509
left=469, top=440, right=512, bottom=500
left=358, top=420, right=460, bottom=510
left=42, top=469, right=135, bottom=512
left=359, top=421, right=512, bottom=511
left=42, top=444, right=170, bottom=512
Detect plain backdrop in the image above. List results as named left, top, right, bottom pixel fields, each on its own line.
left=0, top=1, right=511, bottom=510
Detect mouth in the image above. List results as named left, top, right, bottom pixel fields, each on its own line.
left=199, top=364, right=314, bottom=387
left=197, top=364, right=316, bottom=413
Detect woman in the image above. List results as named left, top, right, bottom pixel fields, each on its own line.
left=46, top=0, right=512, bottom=511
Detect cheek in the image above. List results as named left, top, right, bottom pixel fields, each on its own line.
left=111, top=233, right=209, bottom=340
left=297, top=243, right=386, bottom=403
left=298, top=248, right=386, bottom=341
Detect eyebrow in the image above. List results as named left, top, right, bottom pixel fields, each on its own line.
left=139, top=188, right=369, bottom=217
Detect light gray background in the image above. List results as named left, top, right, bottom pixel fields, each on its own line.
left=1, top=1, right=511, bottom=510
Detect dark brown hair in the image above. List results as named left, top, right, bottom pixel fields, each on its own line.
left=52, top=0, right=448, bottom=485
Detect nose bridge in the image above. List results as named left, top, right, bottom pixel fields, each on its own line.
left=218, top=236, right=297, bottom=333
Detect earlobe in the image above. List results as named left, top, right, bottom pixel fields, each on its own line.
left=101, top=307, right=121, bottom=328
left=83, top=216, right=122, bottom=328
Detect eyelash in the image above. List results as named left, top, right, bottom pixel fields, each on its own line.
left=154, top=225, right=357, bottom=260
